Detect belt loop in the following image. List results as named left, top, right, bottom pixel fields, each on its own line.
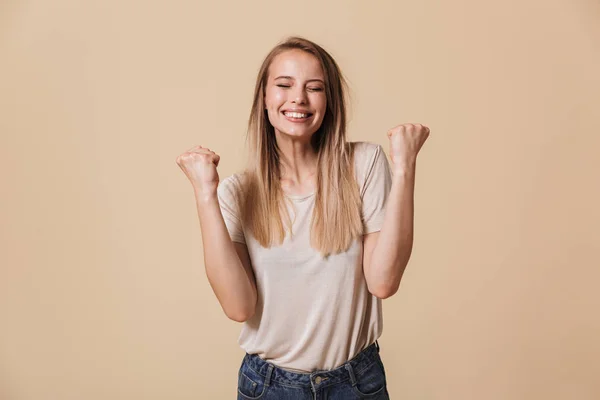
left=375, top=340, right=380, bottom=352
left=265, top=364, right=274, bottom=386
left=344, top=363, right=357, bottom=386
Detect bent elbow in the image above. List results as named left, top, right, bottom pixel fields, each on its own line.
left=226, top=305, right=256, bottom=323
left=227, top=313, right=247, bottom=323
left=369, top=282, right=399, bottom=300
left=372, top=289, right=393, bottom=299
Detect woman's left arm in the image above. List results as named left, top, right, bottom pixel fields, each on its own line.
left=363, top=123, right=430, bottom=299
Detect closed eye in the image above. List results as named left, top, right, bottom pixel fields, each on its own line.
left=276, top=84, right=323, bottom=92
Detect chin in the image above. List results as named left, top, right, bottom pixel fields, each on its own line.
left=277, top=128, right=316, bottom=138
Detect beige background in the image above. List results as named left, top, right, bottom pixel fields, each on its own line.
left=1, top=0, right=599, bottom=399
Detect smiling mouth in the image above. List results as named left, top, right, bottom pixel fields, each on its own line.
left=282, top=111, right=313, bottom=121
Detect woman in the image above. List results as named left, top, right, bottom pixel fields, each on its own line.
left=176, top=36, right=429, bottom=399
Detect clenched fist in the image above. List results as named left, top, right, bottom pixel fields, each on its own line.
left=387, top=123, right=430, bottom=172
left=176, top=145, right=220, bottom=195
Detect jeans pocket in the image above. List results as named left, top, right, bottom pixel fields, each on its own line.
left=237, top=363, right=269, bottom=400
left=350, top=359, right=388, bottom=398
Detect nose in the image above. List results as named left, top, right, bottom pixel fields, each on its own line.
left=291, top=87, right=308, bottom=104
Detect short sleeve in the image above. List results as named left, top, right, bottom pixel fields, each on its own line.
left=360, top=144, right=392, bottom=234
left=216, top=175, right=246, bottom=244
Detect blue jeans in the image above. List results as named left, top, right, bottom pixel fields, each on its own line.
left=237, top=341, right=390, bottom=399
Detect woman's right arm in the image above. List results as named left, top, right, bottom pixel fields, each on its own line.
left=194, top=191, right=257, bottom=322
left=176, top=145, right=257, bottom=323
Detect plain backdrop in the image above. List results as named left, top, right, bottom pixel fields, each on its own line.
left=1, top=1, right=599, bottom=399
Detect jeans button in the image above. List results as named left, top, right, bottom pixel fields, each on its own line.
left=315, top=376, right=322, bottom=384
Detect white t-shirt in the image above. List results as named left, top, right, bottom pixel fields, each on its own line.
left=216, top=141, right=392, bottom=372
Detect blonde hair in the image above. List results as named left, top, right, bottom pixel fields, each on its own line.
left=237, top=36, right=363, bottom=259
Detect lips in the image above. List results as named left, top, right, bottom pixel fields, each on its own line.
left=283, top=111, right=312, bottom=120
left=281, top=111, right=313, bottom=116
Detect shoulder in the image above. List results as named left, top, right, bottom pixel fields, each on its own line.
left=348, top=141, right=390, bottom=197
left=350, top=140, right=384, bottom=158
left=349, top=141, right=386, bottom=172
left=217, top=172, right=248, bottom=200
left=218, top=172, right=244, bottom=189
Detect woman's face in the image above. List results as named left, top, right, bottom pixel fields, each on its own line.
left=264, top=49, right=327, bottom=140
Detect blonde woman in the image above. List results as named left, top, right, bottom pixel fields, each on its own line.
left=176, top=36, right=429, bottom=399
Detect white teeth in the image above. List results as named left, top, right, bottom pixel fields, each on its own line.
left=284, top=112, right=309, bottom=118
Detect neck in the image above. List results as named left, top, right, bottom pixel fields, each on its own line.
left=276, top=135, right=318, bottom=184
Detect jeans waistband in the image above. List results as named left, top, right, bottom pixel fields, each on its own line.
left=242, top=340, right=381, bottom=388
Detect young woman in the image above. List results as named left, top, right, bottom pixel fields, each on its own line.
left=176, top=36, right=429, bottom=399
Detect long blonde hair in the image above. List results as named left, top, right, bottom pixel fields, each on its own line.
left=237, top=36, right=363, bottom=259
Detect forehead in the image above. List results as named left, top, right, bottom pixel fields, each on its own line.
left=268, top=49, right=324, bottom=80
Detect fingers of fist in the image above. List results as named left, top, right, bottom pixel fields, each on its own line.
left=387, top=123, right=430, bottom=151
left=386, top=123, right=430, bottom=166
left=175, top=145, right=220, bottom=168
left=386, top=123, right=430, bottom=138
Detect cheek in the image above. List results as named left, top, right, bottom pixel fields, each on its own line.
left=273, top=91, right=285, bottom=105
left=312, top=92, right=326, bottom=107
left=315, top=97, right=327, bottom=114
left=266, top=89, right=285, bottom=107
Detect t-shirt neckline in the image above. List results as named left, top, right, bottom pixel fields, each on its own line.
left=284, top=191, right=316, bottom=200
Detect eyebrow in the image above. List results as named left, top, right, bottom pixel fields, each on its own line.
left=274, top=76, right=324, bottom=83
